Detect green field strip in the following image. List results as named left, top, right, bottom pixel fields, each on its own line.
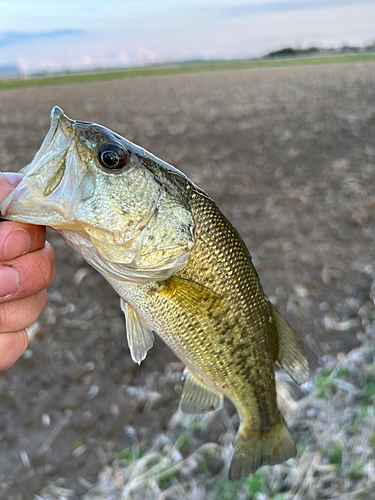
left=1, top=53, right=375, bottom=90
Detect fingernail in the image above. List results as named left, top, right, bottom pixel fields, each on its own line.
left=3, top=229, right=31, bottom=261
left=0, top=172, right=23, bottom=188
left=0, top=266, right=20, bottom=298
left=0, top=172, right=11, bottom=185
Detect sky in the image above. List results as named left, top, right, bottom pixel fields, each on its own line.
left=1, top=0, right=375, bottom=73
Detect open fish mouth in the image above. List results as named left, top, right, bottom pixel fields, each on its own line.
left=30, top=106, right=68, bottom=167
left=0, top=106, right=76, bottom=226
left=0, top=106, right=195, bottom=280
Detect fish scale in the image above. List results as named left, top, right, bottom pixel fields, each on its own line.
left=1, top=106, right=309, bottom=480
left=179, top=192, right=278, bottom=425
left=109, top=188, right=281, bottom=435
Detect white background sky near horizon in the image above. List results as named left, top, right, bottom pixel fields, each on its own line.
left=1, top=0, right=375, bottom=73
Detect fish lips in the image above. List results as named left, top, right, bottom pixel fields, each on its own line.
left=0, top=106, right=78, bottom=226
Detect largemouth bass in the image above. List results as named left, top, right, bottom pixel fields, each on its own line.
left=0, top=107, right=309, bottom=480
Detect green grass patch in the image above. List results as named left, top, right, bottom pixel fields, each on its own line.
left=243, top=472, right=263, bottom=494
left=178, top=432, right=191, bottom=448
left=360, top=380, right=375, bottom=404
left=183, top=415, right=206, bottom=435
left=214, top=472, right=287, bottom=500
left=119, top=446, right=143, bottom=463
left=356, top=406, right=369, bottom=420
left=315, top=366, right=351, bottom=398
left=296, top=439, right=308, bottom=457
left=315, top=369, right=337, bottom=397
left=328, top=443, right=343, bottom=465
left=348, top=460, right=366, bottom=480
left=214, top=479, right=239, bottom=500
left=1, top=53, right=375, bottom=91
left=158, top=464, right=180, bottom=489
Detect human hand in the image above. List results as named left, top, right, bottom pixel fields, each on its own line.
left=0, top=172, right=55, bottom=370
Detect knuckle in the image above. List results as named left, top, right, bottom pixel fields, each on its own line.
left=37, top=290, right=48, bottom=312
left=0, top=242, right=56, bottom=302
left=35, top=244, right=56, bottom=287
left=26, top=292, right=47, bottom=324
left=0, top=292, right=47, bottom=331
left=20, top=244, right=56, bottom=293
left=15, top=330, right=28, bottom=355
left=0, top=302, right=18, bottom=330
left=43, top=243, right=56, bottom=284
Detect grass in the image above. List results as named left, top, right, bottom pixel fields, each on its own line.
left=73, top=439, right=84, bottom=449
left=314, top=366, right=350, bottom=398
left=1, top=53, right=375, bottom=91
left=328, top=443, right=343, bottom=465
left=37, top=268, right=375, bottom=500
left=37, top=333, right=375, bottom=499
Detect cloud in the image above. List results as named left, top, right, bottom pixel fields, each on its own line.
left=0, top=1, right=374, bottom=72
left=222, top=0, right=375, bottom=15
left=0, top=30, right=85, bottom=48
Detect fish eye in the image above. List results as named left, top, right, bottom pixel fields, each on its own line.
left=98, top=143, right=127, bottom=171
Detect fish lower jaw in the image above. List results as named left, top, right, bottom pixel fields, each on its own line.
left=0, top=188, right=71, bottom=226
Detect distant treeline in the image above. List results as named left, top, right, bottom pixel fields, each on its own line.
left=266, top=44, right=375, bottom=58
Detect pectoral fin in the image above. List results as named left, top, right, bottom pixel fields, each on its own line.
left=273, top=308, right=309, bottom=385
left=121, top=299, right=154, bottom=365
left=180, top=369, right=223, bottom=414
left=157, top=276, right=225, bottom=318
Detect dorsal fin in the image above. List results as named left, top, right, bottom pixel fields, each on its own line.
left=180, top=369, right=223, bottom=414
left=121, top=299, right=154, bottom=365
left=273, top=308, right=309, bottom=385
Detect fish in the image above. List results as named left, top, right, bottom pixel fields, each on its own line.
left=0, top=106, right=309, bottom=480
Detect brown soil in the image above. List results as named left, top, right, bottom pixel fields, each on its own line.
left=0, top=62, right=374, bottom=499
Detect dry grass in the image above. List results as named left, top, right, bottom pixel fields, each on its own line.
left=36, top=272, right=375, bottom=500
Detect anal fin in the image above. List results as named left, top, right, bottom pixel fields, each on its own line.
left=121, top=299, right=154, bottom=365
left=273, top=308, right=310, bottom=385
left=180, top=369, right=223, bottom=414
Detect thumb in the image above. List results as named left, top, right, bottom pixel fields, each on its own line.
left=0, top=172, right=23, bottom=201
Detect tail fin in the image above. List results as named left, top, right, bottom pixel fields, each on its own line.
left=229, top=418, right=296, bottom=480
